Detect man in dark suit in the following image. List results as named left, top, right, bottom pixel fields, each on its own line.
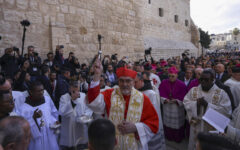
left=55, top=67, right=71, bottom=109
left=179, top=68, right=194, bottom=87
left=215, top=63, right=230, bottom=83
left=37, top=65, right=52, bottom=97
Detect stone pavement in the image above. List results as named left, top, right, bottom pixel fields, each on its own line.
left=166, top=138, right=188, bottom=150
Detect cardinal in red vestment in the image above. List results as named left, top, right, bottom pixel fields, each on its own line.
left=86, top=59, right=159, bottom=150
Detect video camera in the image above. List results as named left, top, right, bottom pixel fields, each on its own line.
left=111, top=54, right=118, bottom=60
left=20, top=20, right=30, bottom=27
left=13, top=47, right=19, bottom=52
left=145, top=47, right=152, bottom=55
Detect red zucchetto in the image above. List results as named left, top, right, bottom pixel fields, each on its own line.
left=116, top=67, right=137, bottom=79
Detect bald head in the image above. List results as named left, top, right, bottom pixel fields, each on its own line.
left=0, top=116, right=30, bottom=150
left=216, top=64, right=225, bottom=74
left=195, top=68, right=204, bottom=79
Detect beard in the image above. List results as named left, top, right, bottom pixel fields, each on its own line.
left=120, top=88, right=131, bottom=95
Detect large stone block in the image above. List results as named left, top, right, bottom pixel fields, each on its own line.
left=16, top=0, right=29, bottom=10
left=57, top=13, right=65, bottom=23
left=26, top=11, right=43, bottom=24
left=29, top=0, right=38, bottom=10
left=60, top=4, right=68, bottom=13
left=39, top=3, right=49, bottom=13
left=69, top=6, right=76, bottom=14
left=3, top=9, right=26, bottom=22
left=5, top=0, right=15, bottom=6
left=45, top=0, right=58, bottom=5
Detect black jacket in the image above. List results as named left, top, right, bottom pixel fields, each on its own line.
left=55, top=75, right=69, bottom=109
left=215, top=80, right=235, bottom=110
left=0, top=54, right=21, bottom=78
left=216, top=72, right=230, bottom=83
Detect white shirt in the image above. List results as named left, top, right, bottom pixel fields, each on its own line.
left=184, top=78, right=191, bottom=86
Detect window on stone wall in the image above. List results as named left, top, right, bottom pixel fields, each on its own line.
left=174, top=15, right=178, bottom=23
left=148, top=0, right=151, bottom=4
left=185, top=20, right=189, bottom=26
left=159, top=8, right=163, bottom=17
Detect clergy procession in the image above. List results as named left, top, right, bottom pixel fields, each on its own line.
left=0, top=46, right=240, bottom=150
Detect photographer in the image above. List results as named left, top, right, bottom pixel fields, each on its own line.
left=54, top=45, right=65, bottom=68
left=144, top=48, right=154, bottom=64
left=64, top=52, right=80, bottom=75
left=102, top=55, right=112, bottom=73
left=43, top=52, right=54, bottom=69
left=26, top=46, right=42, bottom=80
left=0, top=47, right=21, bottom=79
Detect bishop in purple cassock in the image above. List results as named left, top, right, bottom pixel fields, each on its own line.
left=159, top=66, right=187, bottom=142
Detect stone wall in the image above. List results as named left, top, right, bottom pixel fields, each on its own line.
left=0, top=0, right=198, bottom=63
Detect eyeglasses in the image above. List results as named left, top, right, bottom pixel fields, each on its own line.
left=168, top=75, right=175, bottom=78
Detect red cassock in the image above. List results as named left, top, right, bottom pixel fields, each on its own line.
left=88, top=84, right=159, bottom=135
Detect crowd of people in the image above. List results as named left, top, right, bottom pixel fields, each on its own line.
left=0, top=44, right=240, bottom=150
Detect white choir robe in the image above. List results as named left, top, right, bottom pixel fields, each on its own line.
left=87, top=81, right=157, bottom=150
left=100, top=85, right=111, bottom=92
left=183, top=84, right=232, bottom=150
left=143, top=90, right=166, bottom=150
left=224, top=77, right=240, bottom=109
left=59, top=92, right=93, bottom=147
left=150, top=73, right=161, bottom=89
left=12, top=90, right=53, bottom=113
left=17, top=95, right=59, bottom=150
left=227, top=104, right=240, bottom=145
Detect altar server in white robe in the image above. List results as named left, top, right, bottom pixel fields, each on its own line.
left=59, top=81, right=93, bottom=149
left=226, top=104, right=240, bottom=145
left=135, top=72, right=166, bottom=150
left=183, top=70, right=232, bottom=150
left=17, top=81, right=59, bottom=150
left=224, top=65, right=240, bottom=109
left=12, top=89, right=51, bottom=113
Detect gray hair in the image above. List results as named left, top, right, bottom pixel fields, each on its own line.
left=0, top=116, right=26, bottom=147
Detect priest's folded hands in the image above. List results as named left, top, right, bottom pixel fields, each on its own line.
left=117, top=120, right=137, bottom=135
left=197, top=97, right=208, bottom=109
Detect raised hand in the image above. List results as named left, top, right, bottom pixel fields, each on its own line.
left=92, top=58, right=103, bottom=82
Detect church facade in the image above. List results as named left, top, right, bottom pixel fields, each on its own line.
left=0, top=0, right=199, bottom=63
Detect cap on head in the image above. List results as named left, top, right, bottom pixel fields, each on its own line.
left=168, top=66, right=178, bottom=74
left=116, top=67, right=137, bottom=79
